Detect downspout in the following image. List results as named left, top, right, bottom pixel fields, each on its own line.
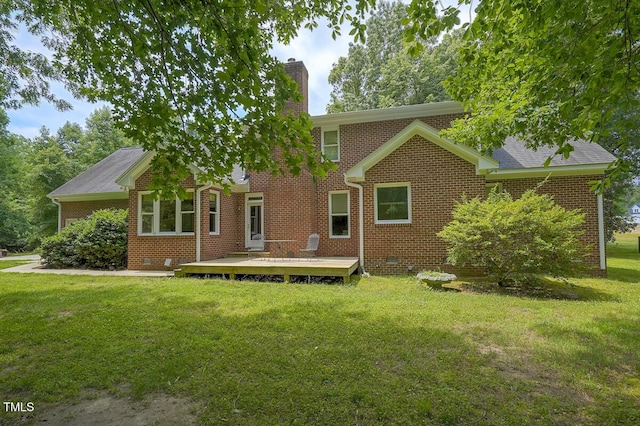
left=597, top=193, right=606, bottom=270
left=344, top=174, right=367, bottom=275
left=51, top=198, right=62, bottom=233
left=196, top=184, right=213, bottom=262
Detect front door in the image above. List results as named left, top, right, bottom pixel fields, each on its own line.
left=245, top=193, right=264, bottom=249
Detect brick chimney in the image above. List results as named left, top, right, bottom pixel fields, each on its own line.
left=283, top=58, right=309, bottom=114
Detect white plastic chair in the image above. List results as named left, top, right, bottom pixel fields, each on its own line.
left=299, top=233, right=319, bottom=259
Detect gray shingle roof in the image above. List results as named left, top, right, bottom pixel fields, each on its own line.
left=491, top=137, right=616, bottom=169
left=48, top=147, right=146, bottom=198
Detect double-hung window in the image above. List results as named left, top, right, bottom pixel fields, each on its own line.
left=374, top=183, right=411, bottom=224
left=322, top=128, right=340, bottom=162
left=329, top=191, right=350, bottom=237
left=139, top=191, right=195, bottom=235
left=209, top=191, right=220, bottom=235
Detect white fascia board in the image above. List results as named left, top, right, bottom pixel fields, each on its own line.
left=48, top=191, right=130, bottom=202
left=345, top=120, right=498, bottom=181
left=485, top=163, right=611, bottom=180
left=312, top=101, right=464, bottom=127
left=116, top=151, right=156, bottom=189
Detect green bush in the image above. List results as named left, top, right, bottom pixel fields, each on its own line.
left=437, top=189, right=587, bottom=285
left=40, top=209, right=128, bottom=270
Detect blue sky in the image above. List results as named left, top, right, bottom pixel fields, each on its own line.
left=6, top=1, right=468, bottom=139
left=6, top=18, right=353, bottom=139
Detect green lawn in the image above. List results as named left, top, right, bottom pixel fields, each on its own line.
left=1, top=233, right=639, bottom=425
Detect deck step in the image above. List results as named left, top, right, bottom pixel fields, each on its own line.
left=227, top=251, right=270, bottom=258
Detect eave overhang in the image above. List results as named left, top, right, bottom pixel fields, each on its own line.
left=47, top=191, right=130, bottom=202
left=312, top=101, right=464, bottom=127
left=485, top=163, right=613, bottom=180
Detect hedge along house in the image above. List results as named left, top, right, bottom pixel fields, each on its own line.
left=48, top=59, right=616, bottom=275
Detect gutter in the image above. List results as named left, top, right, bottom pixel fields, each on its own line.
left=196, top=184, right=213, bottom=262
left=51, top=198, right=62, bottom=233
left=344, top=174, right=366, bottom=274
left=597, top=193, right=606, bottom=270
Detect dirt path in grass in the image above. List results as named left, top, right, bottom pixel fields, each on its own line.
left=22, top=392, right=197, bottom=425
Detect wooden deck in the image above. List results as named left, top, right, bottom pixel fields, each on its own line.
left=175, top=257, right=360, bottom=283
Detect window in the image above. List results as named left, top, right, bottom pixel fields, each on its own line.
left=322, top=128, right=339, bottom=162
left=374, top=183, right=411, bottom=224
left=329, top=191, right=350, bottom=238
left=209, top=191, right=220, bottom=235
left=485, top=183, right=504, bottom=197
left=138, top=191, right=195, bottom=235
left=64, top=218, right=79, bottom=227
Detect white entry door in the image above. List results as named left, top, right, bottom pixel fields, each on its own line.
left=245, top=193, right=264, bottom=248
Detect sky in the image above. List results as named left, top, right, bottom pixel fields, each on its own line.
left=6, top=1, right=469, bottom=139
left=5, top=18, right=354, bottom=139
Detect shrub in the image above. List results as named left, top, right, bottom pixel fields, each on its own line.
left=437, top=189, right=587, bottom=285
left=41, top=209, right=128, bottom=270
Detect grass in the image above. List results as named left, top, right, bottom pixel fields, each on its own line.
left=1, top=232, right=639, bottom=425
left=0, top=260, right=30, bottom=270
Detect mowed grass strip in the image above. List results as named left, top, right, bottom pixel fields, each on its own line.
left=0, top=234, right=639, bottom=425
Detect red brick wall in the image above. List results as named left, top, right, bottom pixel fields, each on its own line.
left=60, top=199, right=129, bottom=229
left=127, top=170, right=197, bottom=270
left=247, top=169, right=317, bottom=256
left=283, top=59, right=308, bottom=115
left=199, top=190, right=242, bottom=261
left=127, top=169, right=244, bottom=270
left=360, top=134, right=486, bottom=275
left=312, top=114, right=465, bottom=260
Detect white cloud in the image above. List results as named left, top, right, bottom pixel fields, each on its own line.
left=272, top=18, right=353, bottom=115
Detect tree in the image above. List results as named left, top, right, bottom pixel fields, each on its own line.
left=26, top=127, right=78, bottom=240
left=597, top=104, right=640, bottom=239
left=3, top=0, right=378, bottom=194
left=401, top=0, right=639, bottom=190
left=0, top=111, right=31, bottom=250
left=75, top=107, right=135, bottom=169
left=3, top=0, right=637, bottom=192
left=437, top=189, right=587, bottom=285
left=327, top=1, right=459, bottom=113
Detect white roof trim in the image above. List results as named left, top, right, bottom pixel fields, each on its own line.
left=345, top=120, right=499, bottom=182
left=117, top=150, right=250, bottom=192
left=312, top=101, right=464, bottom=127
left=48, top=192, right=129, bottom=202
left=485, top=163, right=612, bottom=180
left=116, top=151, right=156, bottom=189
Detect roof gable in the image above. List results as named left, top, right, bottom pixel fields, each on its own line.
left=48, top=148, right=146, bottom=201
left=116, top=151, right=249, bottom=192
left=345, top=120, right=499, bottom=182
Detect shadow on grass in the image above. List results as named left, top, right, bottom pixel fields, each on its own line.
left=606, top=266, right=640, bottom=284
left=0, top=282, right=603, bottom=425
left=454, top=276, right=618, bottom=302
left=533, top=314, right=640, bottom=424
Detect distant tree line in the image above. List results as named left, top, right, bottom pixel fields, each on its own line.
left=0, top=107, right=135, bottom=251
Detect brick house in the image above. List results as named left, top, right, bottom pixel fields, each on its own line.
left=48, top=59, right=615, bottom=275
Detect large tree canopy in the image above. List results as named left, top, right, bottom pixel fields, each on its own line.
left=327, top=1, right=460, bottom=113
left=2, top=0, right=638, bottom=192
left=402, top=0, right=638, bottom=190
left=5, top=0, right=374, bottom=191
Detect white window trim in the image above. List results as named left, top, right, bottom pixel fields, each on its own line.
left=138, top=190, right=195, bottom=236
left=321, top=127, right=340, bottom=162
left=64, top=218, right=79, bottom=227
left=329, top=190, right=350, bottom=238
left=209, top=190, right=220, bottom=236
left=485, top=182, right=504, bottom=196
left=374, top=182, right=412, bottom=224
